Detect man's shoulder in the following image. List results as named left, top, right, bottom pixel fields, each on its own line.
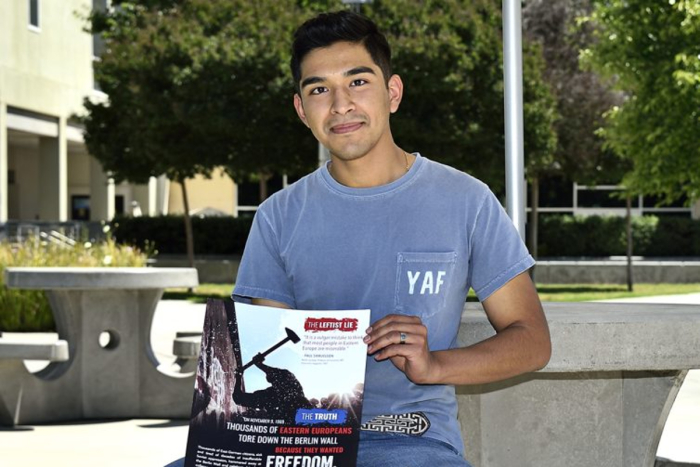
left=418, top=155, right=492, bottom=198
left=257, top=168, right=323, bottom=215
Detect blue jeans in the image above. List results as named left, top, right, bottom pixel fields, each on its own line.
left=357, top=431, right=472, bottom=467
left=165, top=431, right=472, bottom=467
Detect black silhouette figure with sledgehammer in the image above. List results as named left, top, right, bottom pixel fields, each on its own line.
left=233, top=327, right=311, bottom=422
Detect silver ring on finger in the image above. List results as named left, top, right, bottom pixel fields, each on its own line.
left=399, top=332, right=407, bottom=345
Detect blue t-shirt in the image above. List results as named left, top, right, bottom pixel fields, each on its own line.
left=233, top=154, right=534, bottom=454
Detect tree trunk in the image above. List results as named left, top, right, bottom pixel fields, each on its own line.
left=258, top=172, right=271, bottom=203
left=180, top=178, right=196, bottom=290
left=626, top=195, right=634, bottom=292
left=528, top=176, right=540, bottom=282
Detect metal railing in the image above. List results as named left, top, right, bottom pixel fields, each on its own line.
left=0, top=221, right=99, bottom=244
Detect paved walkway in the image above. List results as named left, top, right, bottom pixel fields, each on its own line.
left=1, top=294, right=699, bottom=466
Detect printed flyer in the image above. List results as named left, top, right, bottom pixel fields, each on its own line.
left=184, top=299, right=370, bottom=467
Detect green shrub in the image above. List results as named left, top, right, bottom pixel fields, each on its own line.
left=536, top=214, right=698, bottom=257
left=0, top=232, right=148, bottom=332
left=111, top=215, right=254, bottom=256
left=109, top=213, right=700, bottom=259
left=648, top=217, right=700, bottom=256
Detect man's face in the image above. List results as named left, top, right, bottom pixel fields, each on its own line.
left=293, top=41, right=402, bottom=162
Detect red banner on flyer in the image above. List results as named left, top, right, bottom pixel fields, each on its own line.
left=304, top=318, right=359, bottom=333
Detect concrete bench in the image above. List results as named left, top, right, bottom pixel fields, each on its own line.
left=0, top=340, right=69, bottom=362
left=172, top=332, right=201, bottom=373
left=0, top=337, right=70, bottom=425
left=457, top=301, right=700, bottom=467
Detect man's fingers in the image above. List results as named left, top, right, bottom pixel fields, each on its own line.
left=373, top=342, right=420, bottom=361
left=366, top=320, right=427, bottom=342
left=363, top=314, right=438, bottom=384
left=367, top=327, right=426, bottom=354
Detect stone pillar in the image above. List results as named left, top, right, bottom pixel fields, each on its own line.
left=39, top=117, right=68, bottom=221
left=156, top=175, right=170, bottom=215
left=89, top=156, right=115, bottom=221
left=132, top=176, right=157, bottom=217
left=692, top=199, right=700, bottom=220
left=0, top=102, right=7, bottom=223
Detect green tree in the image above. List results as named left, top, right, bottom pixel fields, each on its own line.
left=523, top=0, right=628, bottom=262
left=524, top=0, right=626, bottom=185
left=82, top=0, right=317, bottom=266
left=361, top=0, right=558, bottom=195
left=301, top=0, right=558, bottom=193
left=358, top=0, right=559, bottom=265
left=84, top=0, right=558, bottom=268
left=582, top=0, right=700, bottom=205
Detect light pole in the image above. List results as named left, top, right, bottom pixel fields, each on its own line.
left=503, top=0, right=526, bottom=240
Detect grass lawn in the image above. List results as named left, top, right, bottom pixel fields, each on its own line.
left=163, top=282, right=700, bottom=303
left=162, top=283, right=235, bottom=302
left=536, top=283, right=700, bottom=302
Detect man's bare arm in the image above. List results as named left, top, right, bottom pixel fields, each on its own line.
left=365, top=271, right=551, bottom=385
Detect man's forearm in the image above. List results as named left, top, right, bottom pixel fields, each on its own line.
left=426, top=320, right=551, bottom=385
left=365, top=272, right=551, bottom=386
left=424, top=271, right=552, bottom=386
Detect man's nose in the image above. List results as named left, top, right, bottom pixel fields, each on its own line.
left=331, top=89, right=355, bottom=115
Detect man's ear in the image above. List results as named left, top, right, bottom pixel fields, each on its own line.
left=293, top=93, right=310, bottom=127
left=387, top=74, right=404, bottom=114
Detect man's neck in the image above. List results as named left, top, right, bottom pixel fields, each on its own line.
left=328, top=145, right=415, bottom=188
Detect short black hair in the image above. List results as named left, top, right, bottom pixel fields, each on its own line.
left=291, top=10, right=392, bottom=93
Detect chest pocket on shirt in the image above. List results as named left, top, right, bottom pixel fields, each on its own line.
left=394, top=251, right=457, bottom=320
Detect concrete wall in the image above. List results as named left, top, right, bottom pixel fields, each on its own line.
left=7, top=143, right=40, bottom=220
left=67, top=149, right=90, bottom=216
left=536, top=260, right=700, bottom=284
left=0, top=0, right=96, bottom=115
left=149, top=257, right=700, bottom=285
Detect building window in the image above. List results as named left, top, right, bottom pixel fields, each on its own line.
left=28, top=0, right=40, bottom=30
left=115, top=195, right=125, bottom=215
left=72, top=196, right=91, bottom=221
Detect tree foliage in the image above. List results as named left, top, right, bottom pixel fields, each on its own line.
left=582, top=0, right=700, bottom=203
left=83, top=0, right=557, bottom=197
left=523, top=0, right=625, bottom=185
left=353, top=0, right=558, bottom=192
left=83, top=0, right=317, bottom=185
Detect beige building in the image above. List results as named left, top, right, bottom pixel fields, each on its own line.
left=0, top=0, right=243, bottom=228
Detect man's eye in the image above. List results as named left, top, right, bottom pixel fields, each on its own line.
left=351, top=79, right=367, bottom=87
left=310, top=87, right=328, bottom=95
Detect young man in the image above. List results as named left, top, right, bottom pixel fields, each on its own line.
left=232, top=10, right=551, bottom=467
left=167, top=10, right=550, bottom=467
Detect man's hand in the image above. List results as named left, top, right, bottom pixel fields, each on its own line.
left=364, top=314, right=440, bottom=384
left=251, top=352, right=265, bottom=366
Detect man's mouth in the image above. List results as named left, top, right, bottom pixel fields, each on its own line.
left=330, top=122, right=364, bottom=134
